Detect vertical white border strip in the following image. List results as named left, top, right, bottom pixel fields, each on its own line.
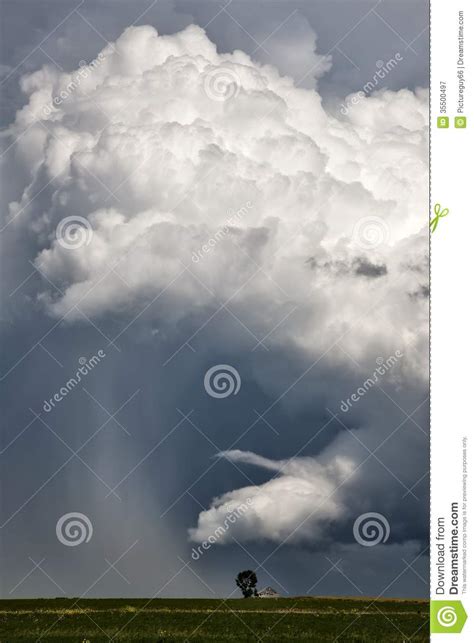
left=431, top=0, right=472, bottom=638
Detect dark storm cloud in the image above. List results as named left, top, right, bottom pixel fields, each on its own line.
left=353, top=258, right=387, bottom=277
left=305, top=257, right=387, bottom=278
left=0, top=300, right=428, bottom=598
left=409, top=284, right=429, bottom=299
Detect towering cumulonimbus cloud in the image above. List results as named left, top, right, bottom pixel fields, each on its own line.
left=6, top=24, right=428, bottom=547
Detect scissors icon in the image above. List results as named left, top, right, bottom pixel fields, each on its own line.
left=430, top=203, right=449, bottom=233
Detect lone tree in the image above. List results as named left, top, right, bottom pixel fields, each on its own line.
left=236, top=570, right=258, bottom=598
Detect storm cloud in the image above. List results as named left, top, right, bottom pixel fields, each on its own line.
left=1, top=5, right=428, bottom=600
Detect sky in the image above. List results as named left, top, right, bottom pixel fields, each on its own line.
left=0, top=0, right=429, bottom=602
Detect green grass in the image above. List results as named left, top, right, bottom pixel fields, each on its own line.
left=0, top=597, right=429, bottom=642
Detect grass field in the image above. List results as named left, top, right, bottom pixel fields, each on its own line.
left=0, top=596, right=429, bottom=642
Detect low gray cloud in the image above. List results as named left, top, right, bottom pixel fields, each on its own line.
left=353, top=258, right=387, bottom=278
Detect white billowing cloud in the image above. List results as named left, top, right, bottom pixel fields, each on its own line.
left=6, top=24, right=428, bottom=546
left=9, top=24, right=428, bottom=368
left=189, top=450, right=354, bottom=545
